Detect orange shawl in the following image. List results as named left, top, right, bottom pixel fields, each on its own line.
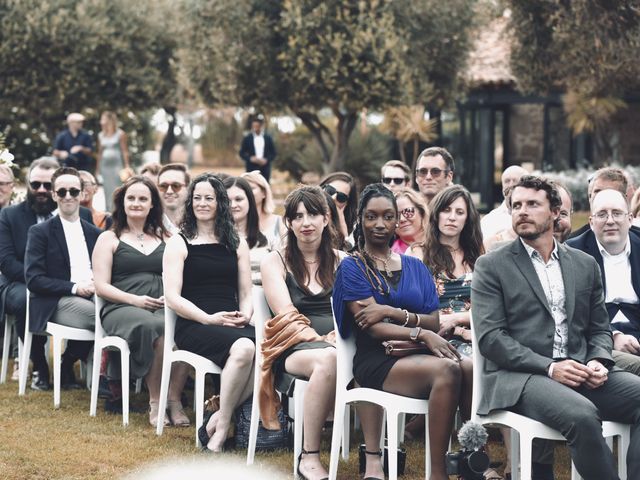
left=259, top=308, right=335, bottom=430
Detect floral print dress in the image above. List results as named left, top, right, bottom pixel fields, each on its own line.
left=435, top=271, right=473, bottom=356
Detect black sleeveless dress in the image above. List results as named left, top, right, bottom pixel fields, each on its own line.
left=174, top=234, right=255, bottom=367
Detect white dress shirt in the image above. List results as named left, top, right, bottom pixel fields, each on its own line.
left=60, top=217, right=93, bottom=291
left=481, top=202, right=512, bottom=239
left=253, top=133, right=265, bottom=159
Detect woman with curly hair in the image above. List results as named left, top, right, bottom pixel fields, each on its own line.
left=93, top=176, right=189, bottom=427
left=163, top=173, right=255, bottom=452
left=333, top=183, right=468, bottom=480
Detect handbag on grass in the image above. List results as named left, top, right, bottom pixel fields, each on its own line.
left=382, top=340, right=430, bottom=357
left=234, top=396, right=288, bottom=450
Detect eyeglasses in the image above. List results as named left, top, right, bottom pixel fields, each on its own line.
left=415, top=167, right=450, bottom=179
left=322, top=184, right=349, bottom=204
left=82, top=181, right=97, bottom=189
left=30, top=181, right=52, bottom=191
left=400, top=207, right=416, bottom=219
left=158, top=182, right=185, bottom=193
left=591, top=210, right=629, bottom=222
left=55, top=187, right=82, bottom=198
left=382, top=177, right=407, bottom=185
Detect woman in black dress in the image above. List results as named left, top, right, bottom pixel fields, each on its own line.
left=163, top=173, right=255, bottom=452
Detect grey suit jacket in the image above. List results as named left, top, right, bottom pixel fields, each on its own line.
left=471, top=238, right=613, bottom=415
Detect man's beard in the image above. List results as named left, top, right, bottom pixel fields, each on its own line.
left=27, top=190, right=56, bottom=216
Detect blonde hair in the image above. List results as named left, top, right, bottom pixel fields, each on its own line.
left=0, top=164, right=14, bottom=180
left=101, top=111, right=118, bottom=133
left=241, top=171, right=275, bottom=215
left=394, top=187, right=428, bottom=234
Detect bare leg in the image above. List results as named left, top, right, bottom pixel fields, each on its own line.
left=284, top=347, right=336, bottom=480
left=382, top=355, right=462, bottom=480
left=145, top=336, right=164, bottom=402
left=357, top=401, right=385, bottom=480
left=207, top=338, right=255, bottom=451
left=458, top=356, right=473, bottom=420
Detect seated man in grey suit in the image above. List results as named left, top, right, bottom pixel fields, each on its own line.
left=472, top=175, right=640, bottom=480
left=567, top=189, right=640, bottom=376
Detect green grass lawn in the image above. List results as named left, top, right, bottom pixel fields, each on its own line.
left=0, top=363, right=579, bottom=480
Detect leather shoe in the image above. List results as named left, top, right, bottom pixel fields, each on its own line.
left=61, top=363, right=83, bottom=390
left=532, top=462, right=555, bottom=480
left=31, top=371, right=51, bottom=391
left=98, top=375, right=112, bottom=399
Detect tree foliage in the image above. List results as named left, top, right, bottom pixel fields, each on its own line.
left=0, top=0, right=178, bottom=166
left=180, top=0, right=475, bottom=172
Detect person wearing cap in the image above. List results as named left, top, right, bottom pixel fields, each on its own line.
left=239, top=116, right=276, bottom=182
left=53, top=113, right=94, bottom=173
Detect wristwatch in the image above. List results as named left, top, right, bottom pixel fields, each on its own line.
left=409, top=326, right=422, bottom=342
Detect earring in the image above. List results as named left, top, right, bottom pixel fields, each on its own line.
left=395, top=223, right=399, bottom=227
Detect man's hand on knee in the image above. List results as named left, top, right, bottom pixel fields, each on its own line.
left=550, top=359, right=591, bottom=387
left=613, top=332, right=640, bottom=354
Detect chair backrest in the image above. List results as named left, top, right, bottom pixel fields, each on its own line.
left=331, top=298, right=357, bottom=393
left=94, top=295, right=107, bottom=339
left=469, top=313, right=485, bottom=421
left=251, top=285, right=270, bottom=367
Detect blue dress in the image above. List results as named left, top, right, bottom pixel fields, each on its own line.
left=333, top=254, right=439, bottom=390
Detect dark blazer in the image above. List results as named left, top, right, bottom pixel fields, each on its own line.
left=24, top=215, right=101, bottom=332
left=567, top=228, right=640, bottom=329
left=471, top=239, right=613, bottom=415
left=239, top=132, right=276, bottom=179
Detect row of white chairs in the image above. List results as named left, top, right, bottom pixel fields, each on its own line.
left=8, top=288, right=632, bottom=480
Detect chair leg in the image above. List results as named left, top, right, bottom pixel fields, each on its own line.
left=341, top=403, right=350, bottom=460
left=293, top=382, right=306, bottom=478
left=89, top=345, right=102, bottom=417
left=1, top=317, right=11, bottom=384
left=328, top=397, right=347, bottom=480
left=194, top=369, right=206, bottom=447
left=520, top=434, right=533, bottom=480
left=19, top=331, right=32, bottom=395
left=386, top=409, right=399, bottom=480
left=618, top=432, right=629, bottom=480
left=510, top=429, right=520, bottom=480
left=121, top=349, right=130, bottom=427
left=424, top=413, right=431, bottom=480
left=156, top=358, right=172, bottom=436
left=397, top=412, right=405, bottom=444
left=52, top=335, right=62, bottom=408
left=246, top=369, right=260, bottom=465
left=135, top=378, right=142, bottom=394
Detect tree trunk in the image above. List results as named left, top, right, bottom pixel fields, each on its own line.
left=329, top=111, right=358, bottom=172
left=160, top=106, right=177, bottom=165
left=296, top=110, right=333, bottom=167
left=398, top=140, right=406, bottom=164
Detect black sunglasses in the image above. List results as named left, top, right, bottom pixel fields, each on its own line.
left=322, top=184, right=349, bottom=204
left=30, top=181, right=52, bottom=191
left=382, top=176, right=407, bottom=185
left=415, top=167, right=450, bottom=179
left=55, top=187, right=82, bottom=198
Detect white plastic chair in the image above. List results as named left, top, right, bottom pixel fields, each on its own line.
left=470, top=316, right=630, bottom=480
left=246, top=286, right=315, bottom=476
left=328, top=302, right=431, bottom=480
left=19, top=289, right=95, bottom=408
left=156, top=306, right=222, bottom=446
left=90, top=296, right=142, bottom=426
left=1, top=314, right=22, bottom=384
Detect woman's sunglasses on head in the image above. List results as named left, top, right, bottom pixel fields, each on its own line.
left=322, top=184, right=349, bottom=204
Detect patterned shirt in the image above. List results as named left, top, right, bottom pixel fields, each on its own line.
left=521, top=239, right=568, bottom=358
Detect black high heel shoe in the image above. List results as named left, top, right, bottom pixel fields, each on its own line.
left=297, top=449, right=329, bottom=480
left=363, top=449, right=384, bottom=480
left=198, top=410, right=215, bottom=448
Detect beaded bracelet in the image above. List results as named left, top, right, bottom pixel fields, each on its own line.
left=401, top=309, right=410, bottom=327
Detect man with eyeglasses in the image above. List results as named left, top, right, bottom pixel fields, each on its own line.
left=413, top=146, right=454, bottom=204
left=157, top=163, right=190, bottom=234
left=380, top=160, right=410, bottom=194
left=481, top=165, right=528, bottom=239
left=25, top=167, right=102, bottom=390
left=0, top=158, right=94, bottom=390
left=567, top=189, right=640, bottom=376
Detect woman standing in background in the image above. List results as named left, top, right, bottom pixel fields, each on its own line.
left=97, top=111, right=130, bottom=211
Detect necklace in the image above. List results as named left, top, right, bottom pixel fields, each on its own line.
left=131, top=231, right=145, bottom=249
left=365, top=249, right=392, bottom=277
left=303, top=257, right=318, bottom=265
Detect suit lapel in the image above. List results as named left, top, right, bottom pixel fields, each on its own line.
left=630, top=234, right=640, bottom=297
left=80, top=220, right=98, bottom=256
left=511, top=240, right=553, bottom=317
left=51, top=217, right=71, bottom=269
left=558, top=244, right=576, bottom=323
left=585, top=232, right=606, bottom=292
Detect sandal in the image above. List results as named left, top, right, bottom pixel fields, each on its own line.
left=484, top=468, right=504, bottom=480
left=297, top=449, right=328, bottom=480
left=168, top=400, right=190, bottom=427
left=149, top=400, right=170, bottom=427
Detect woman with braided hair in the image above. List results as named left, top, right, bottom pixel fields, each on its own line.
left=333, top=183, right=470, bottom=480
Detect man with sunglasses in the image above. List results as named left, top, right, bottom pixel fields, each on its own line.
left=380, top=160, right=410, bottom=194
left=157, top=163, right=190, bottom=234
left=0, top=158, right=94, bottom=390
left=24, top=167, right=101, bottom=390
left=413, top=146, right=454, bottom=204
left=568, top=189, right=640, bottom=376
